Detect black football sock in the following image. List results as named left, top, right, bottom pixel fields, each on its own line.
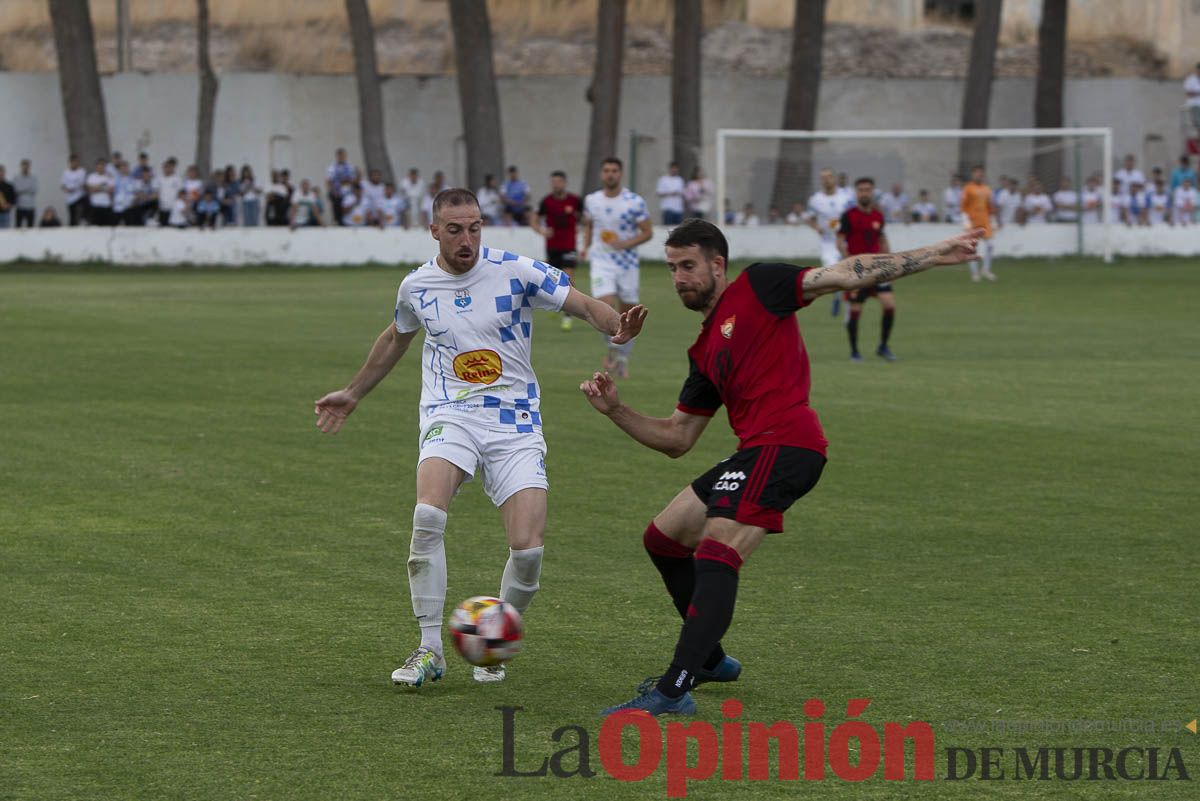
left=847, top=309, right=861, bottom=354
left=656, top=539, right=742, bottom=699
left=644, top=523, right=727, bottom=669
left=881, top=309, right=895, bottom=346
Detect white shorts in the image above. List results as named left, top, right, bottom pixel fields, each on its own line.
left=590, top=261, right=640, bottom=304
left=820, top=241, right=840, bottom=267
left=417, top=419, right=548, bottom=507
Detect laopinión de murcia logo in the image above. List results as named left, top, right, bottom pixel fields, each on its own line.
left=495, top=700, right=1193, bottom=798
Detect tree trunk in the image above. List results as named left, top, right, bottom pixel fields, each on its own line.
left=671, top=0, right=703, bottom=180
left=583, top=0, right=626, bottom=195
left=1033, top=0, right=1068, bottom=190
left=195, top=0, right=219, bottom=178
left=346, top=0, right=396, bottom=185
left=770, top=0, right=826, bottom=214
left=448, top=0, right=503, bottom=191
left=957, top=0, right=1003, bottom=176
left=49, top=0, right=110, bottom=164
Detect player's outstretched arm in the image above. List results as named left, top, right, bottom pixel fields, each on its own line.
left=314, top=325, right=418, bottom=434
left=561, top=287, right=647, bottom=344
left=802, top=227, right=983, bottom=300
left=580, top=372, right=710, bottom=458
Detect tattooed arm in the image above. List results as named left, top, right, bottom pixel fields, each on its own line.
left=801, top=228, right=984, bottom=300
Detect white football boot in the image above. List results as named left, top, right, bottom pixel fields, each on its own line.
left=472, top=664, right=506, bottom=683
left=391, top=646, right=445, bottom=687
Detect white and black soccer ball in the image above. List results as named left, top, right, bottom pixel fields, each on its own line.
left=449, top=596, right=523, bottom=667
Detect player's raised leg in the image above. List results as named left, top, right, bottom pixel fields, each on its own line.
left=392, top=456, right=466, bottom=687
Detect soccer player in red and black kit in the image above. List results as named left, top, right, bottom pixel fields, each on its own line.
left=530, top=170, right=582, bottom=331
left=839, top=176, right=898, bottom=361
left=580, top=218, right=983, bottom=715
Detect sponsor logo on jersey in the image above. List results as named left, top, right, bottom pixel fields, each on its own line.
left=545, top=266, right=563, bottom=284
left=721, top=315, right=736, bottom=339
left=453, top=349, right=503, bottom=385
left=454, top=289, right=472, bottom=309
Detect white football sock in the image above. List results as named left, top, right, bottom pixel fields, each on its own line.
left=982, top=241, right=994, bottom=274
left=969, top=259, right=980, bottom=278
left=500, top=545, right=543, bottom=615
left=408, top=503, right=448, bottom=655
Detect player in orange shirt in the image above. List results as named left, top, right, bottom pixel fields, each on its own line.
left=961, top=165, right=999, bottom=281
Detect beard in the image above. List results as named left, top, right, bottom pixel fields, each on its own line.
left=678, top=283, right=715, bottom=311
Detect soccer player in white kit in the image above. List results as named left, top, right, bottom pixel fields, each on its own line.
left=314, top=188, right=646, bottom=687
left=804, top=168, right=852, bottom=315
left=581, top=157, right=653, bottom=378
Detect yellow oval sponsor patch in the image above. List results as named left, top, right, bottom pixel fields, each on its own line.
left=453, top=349, right=503, bottom=385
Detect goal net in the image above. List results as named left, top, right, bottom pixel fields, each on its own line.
left=715, top=128, right=1115, bottom=262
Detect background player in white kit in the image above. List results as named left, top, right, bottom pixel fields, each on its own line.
left=313, top=188, right=646, bottom=688
left=804, top=167, right=852, bottom=316
left=581, top=157, right=653, bottom=378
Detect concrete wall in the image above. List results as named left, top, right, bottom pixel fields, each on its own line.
left=1, top=223, right=1196, bottom=267
left=0, top=72, right=1189, bottom=226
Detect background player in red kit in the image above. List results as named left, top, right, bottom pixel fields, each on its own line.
left=581, top=218, right=984, bottom=716
left=531, top=170, right=582, bottom=331
left=838, top=176, right=898, bottom=361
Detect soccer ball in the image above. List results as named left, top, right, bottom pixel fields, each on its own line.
left=449, top=596, right=523, bottom=667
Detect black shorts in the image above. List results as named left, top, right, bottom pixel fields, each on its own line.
left=845, top=283, right=893, bottom=303
left=546, top=249, right=577, bottom=270
left=690, top=446, right=825, bottom=533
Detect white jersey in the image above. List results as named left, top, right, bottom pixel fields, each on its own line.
left=943, top=186, right=963, bottom=222
left=584, top=187, right=649, bottom=271
left=1022, top=193, right=1052, bottom=224
left=996, top=188, right=1022, bottom=225
left=380, top=194, right=406, bottom=226
left=804, top=190, right=847, bottom=243
left=1115, top=168, right=1145, bottom=195
left=1172, top=186, right=1197, bottom=224
left=879, top=192, right=908, bottom=222
left=1080, top=189, right=1103, bottom=223
left=1145, top=189, right=1170, bottom=224
left=394, top=247, right=570, bottom=434
left=1052, top=190, right=1079, bottom=221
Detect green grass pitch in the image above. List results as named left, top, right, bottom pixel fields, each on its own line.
left=1, top=257, right=1197, bottom=800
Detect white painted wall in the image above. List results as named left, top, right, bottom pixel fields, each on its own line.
left=2, top=223, right=1196, bottom=267
left=0, top=73, right=1189, bottom=228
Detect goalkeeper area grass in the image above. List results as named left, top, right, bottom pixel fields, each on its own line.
left=2, top=257, right=1197, bottom=800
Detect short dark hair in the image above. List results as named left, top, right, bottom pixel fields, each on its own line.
left=602, top=156, right=623, bottom=170
left=432, top=187, right=480, bottom=221
left=551, top=170, right=567, bottom=180
left=855, top=176, right=875, bottom=187
left=665, top=218, right=729, bottom=263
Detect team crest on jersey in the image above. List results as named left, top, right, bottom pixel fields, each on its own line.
left=454, top=289, right=472, bottom=309
left=453, top=349, right=502, bottom=384
left=720, top=315, right=736, bottom=339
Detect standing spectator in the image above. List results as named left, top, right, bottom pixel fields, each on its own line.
left=911, top=189, right=937, bottom=222
left=1052, top=177, right=1079, bottom=222
left=476, top=173, right=502, bottom=225
left=655, top=161, right=686, bottom=225
left=1185, top=62, right=1200, bottom=135
left=1109, top=177, right=1130, bottom=224
left=996, top=177, right=1023, bottom=226
left=183, top=165, right=204, bottom=205
left=0, top=165, right=14, bottom=229
left=39, top=206, right=63, bottom=227
left=501, top=165, right=529, bottom=225
left=325, top=148, right=355, bottom=226
left=1169, top=155, right=1197, bottom=191
left=156, top=159, right=182, bottom=227
left=422, top=170, right=445, bottom=228
left=106, top=152, right=121, bottom=181
left=1173, top=178, right=1198, bottom=225
left=168, top=190, right=190, bottom=228
left=378, top=183, right=406, bottom=227
left=684, top=166, right=713, bottom=220
left=530, top=170, right=583, bottom=331
left=360, top=168, right=386, bottom=226
left=132, top=152, right=153, bottom=181
left=112, top=160, right=139, bottom=226
left=12, top=160, right=38, bottom=228
left=879, top=183, right=909, bottom=222
left=133, top=167, right=157, bottom=225
left=61, top=154, right=88, bottom=226
left=85, top=158, right=115, bottom=225
left=734, top=203, right=760, bottom=226
left=400, top=168, right=425, bottom=227
left=266, top=170, right=292, bottom=226
left=1144, top=177, right=1171, bottom=225
left=1080, top=175, right=1103, bottom=224
left=942, top=173, right=964, bottom=223
left=218, top=165, right=239, bottom=226
left=1020, top=177, right=1052, bottom=224
left=785, top=201, right=805, bottom=224
left=289, top=178, right=324, bottom=229
left=195, top=190, right=221, bottom=229
left=340, top=178, right=364, bottom=226
left=1114, top=154, right=1145, bottom=195
left=239, top=166, right=261, bottom=226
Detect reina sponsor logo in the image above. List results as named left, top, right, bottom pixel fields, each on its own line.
left=720, top=315, right=735, bottom=339
left=454, top=349, right=502, bottom=385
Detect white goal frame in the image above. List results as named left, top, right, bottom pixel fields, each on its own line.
left=716, top=127, right=1114, bottom=263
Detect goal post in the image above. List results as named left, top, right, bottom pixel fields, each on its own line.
left=715, top=127, right=1115, bottom=263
